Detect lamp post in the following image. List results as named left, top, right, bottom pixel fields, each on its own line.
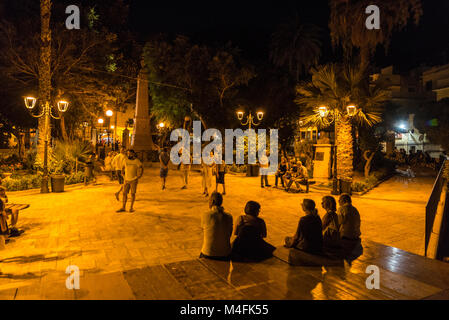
left=236, top=110, right=264, bottom=130
left=236, top=110, right=264, bottom=177
left=105, top=110, right=113, bottom=147
left=82, top=121, right=89, bottom=141
left=24, top=96, right=69, bottom=193
left=157, top=122, right=167, bottom=147
left=317, top=104, right=357, bottom=195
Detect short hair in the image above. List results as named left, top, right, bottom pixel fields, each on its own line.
left=209, top=192, right=223, bottom=207
left=128, top=149, right=136, bottom=155
left=339, top=194, right=352, bottom=204
left=302, top=199, right=316, bottom=212
left=322, top=196, right=336, bottom=211
left=245, top=201, right=261, bottom=216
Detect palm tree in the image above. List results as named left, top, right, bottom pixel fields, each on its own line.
left=270, top=15, right=322, bottom=81
left=329, top=0, right=423, bottom=69
left=295, top=63, right=388, bottom=183
left=38, top=0, right=52, bottom=160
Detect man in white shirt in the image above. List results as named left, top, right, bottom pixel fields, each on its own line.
left=112, top=147, right=127, bottom=201
left=117, top=149, right=144, bottom=213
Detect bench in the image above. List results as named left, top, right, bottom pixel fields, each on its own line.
left=273, top=246, right=344, bottom=266
left=5, top=203, right=30, bottom=211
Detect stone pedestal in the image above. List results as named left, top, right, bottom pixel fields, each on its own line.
left=313, top=144, right=332, bottom=179
left=122, top=128, right=130, bottom=149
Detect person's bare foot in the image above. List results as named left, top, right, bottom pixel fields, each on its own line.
left=116, top=208, right=126, bottom=212
left=129, top=208, right=135, bottom=213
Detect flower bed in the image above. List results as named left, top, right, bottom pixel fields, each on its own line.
left=227, top=164, right=247, bottom=174
left=351, top=168, right=392, bottom=193
left=1, top=171, right=85, bottom=191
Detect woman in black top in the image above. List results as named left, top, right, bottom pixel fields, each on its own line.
left=284, top=199, right=323, bottom=254
left=231, top=201, right=275, bottom=261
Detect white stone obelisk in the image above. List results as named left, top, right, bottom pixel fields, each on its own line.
left=131, top=62, right=154, bottom=152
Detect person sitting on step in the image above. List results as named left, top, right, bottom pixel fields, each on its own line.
left=231, top=201, right=276, bottom=261
left=285, top=160, right=309, bottom=193
left=285, top=199, right=323, bottom=254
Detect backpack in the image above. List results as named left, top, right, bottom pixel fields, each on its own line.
left=323, top=214, right=340, bottom=246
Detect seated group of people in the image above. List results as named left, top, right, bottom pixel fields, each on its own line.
left=284, top=194, right=362, bottom=261
left=200, top=192, right=362, bottom=263
left=273, top=156, right=309, bottom=193
left=200, top=192, right=275, bottom=262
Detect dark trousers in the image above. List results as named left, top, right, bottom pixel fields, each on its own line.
left=286, top=178, right=309, bottom=193
left=261, top=175, right=269, bottom=187
left=275, top=172, right=285, bottom=187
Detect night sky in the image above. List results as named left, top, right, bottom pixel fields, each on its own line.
left=128, top=0, right=449, bottom=71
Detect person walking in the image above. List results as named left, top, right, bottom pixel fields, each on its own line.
left=117, top=149, right=144, bottom=213
left=112, top=147, right=127, bottom=201
left=159, top=147, right=170, bottom=190
left=179, top=149, right=192, bottom=190
left=215, top=160, right=226, bottom=195
left=84, top=152, right=97, bottom=185
left=200, top=192, right=233, bottom=261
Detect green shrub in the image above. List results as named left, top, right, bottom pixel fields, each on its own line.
left=352, top=181, right=368, bottom=192
left=3, top=174, right=42, bottom=191
left=228, top=164, right=247, bottom=173
left=65, top=171, right=85, bottom=185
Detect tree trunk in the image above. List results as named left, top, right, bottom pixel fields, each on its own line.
left=38, top=0, right=52, bottom=162
left=363, top=150, right=376, bottom=178
left=336, top=115, right=353, bottom=182
left=60, top=114, right=69, bottom=141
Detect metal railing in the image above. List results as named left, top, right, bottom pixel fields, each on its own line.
left=425, top=160, right=448, bottom=257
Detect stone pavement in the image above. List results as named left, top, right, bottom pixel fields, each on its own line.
left=0, top=167, right=438, bottom=299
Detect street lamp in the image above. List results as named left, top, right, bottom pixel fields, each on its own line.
left=236, top=110, right=264, bottom=130
left=236, top=109, right=264, bottom=177
left=317, top=104, right=357, bottom=195
left=105, top=110, right=113, bottom=147
left=23, top=96, right=69, bottom=193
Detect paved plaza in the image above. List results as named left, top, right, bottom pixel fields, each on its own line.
left=0, top=166, right=439, bottom=299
